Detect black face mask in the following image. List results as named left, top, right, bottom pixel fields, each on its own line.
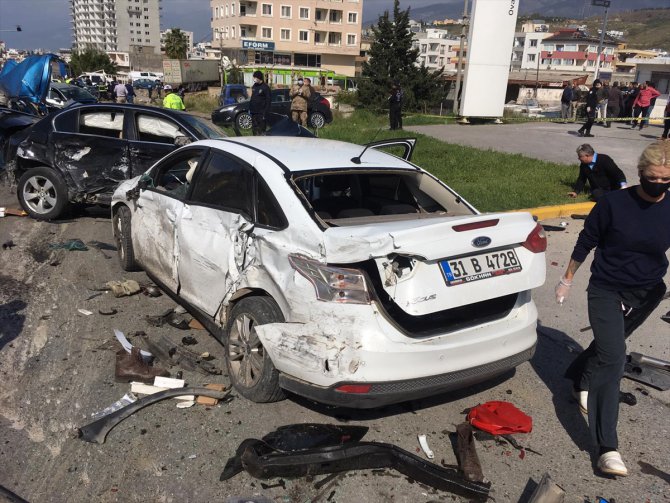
left=640, top=176, right=670, bottom=198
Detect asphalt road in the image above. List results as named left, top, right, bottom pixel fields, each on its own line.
left=408, top=120, right=668, bottom=184
left=1, top=182, right=669, bottom=503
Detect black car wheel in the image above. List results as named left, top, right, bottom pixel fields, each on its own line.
left=236, top=112, right=253, bottom=131
left=17, top=167, right=69, bottom=220
left=309, top=112, right=326, bottom=129
left=225, top=297, right=286, bottom=403
left=113, top=205, right=139, bottom=271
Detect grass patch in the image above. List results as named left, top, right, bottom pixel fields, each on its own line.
left=184, top=92, right=219, bottom=115
left=319, top=110, right=583, bottom=212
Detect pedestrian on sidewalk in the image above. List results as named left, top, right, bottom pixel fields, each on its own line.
left=114, top=81, right=128, bottom=104
left=642, top=81, right=660, bottom=128
left=560, top=82, right=574, bottom=123
left=662, top=100, right=670, bottom=140
left=605, top=81, right=622, bottom=128
left=622, top=81, right=639, bottom=124
left=577, top=79, right=601, bottom=137
left=567, top=144, right=627, bottom=201
left=557, top=140, right=670, bottom=478
left=631, top=82, right=660, bottom=130
left=596, top=81, right=609, bottom=125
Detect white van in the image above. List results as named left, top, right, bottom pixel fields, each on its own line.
left=128, top=71, right=163, bottom=82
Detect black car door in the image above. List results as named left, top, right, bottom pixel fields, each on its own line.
left=271, top=88, right=291, bottom=116
left=128, top=110, right=192, bottom=176
left=50, top=107, right=129, bottom=194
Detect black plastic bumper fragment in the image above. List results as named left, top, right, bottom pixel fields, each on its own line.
left=223, top=439, right=490, bottom=501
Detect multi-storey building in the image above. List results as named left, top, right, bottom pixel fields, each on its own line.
left=70, top=0, right=162, bottom=55
left=528, top=29, right=617, bottom=74
left=210, top=0, right=363, bottom=77
left=160, top=29, right=194, bottom=55
left=412, top=28, right=464, bottom=73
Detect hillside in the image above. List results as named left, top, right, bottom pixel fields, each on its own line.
left=579, top=9, right=670, bottom=51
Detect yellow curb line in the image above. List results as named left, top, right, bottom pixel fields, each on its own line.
left=511, top=202, right=596, bottom=221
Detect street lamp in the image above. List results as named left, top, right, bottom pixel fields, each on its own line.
left=535, top=50, right=552, bottom=98
left=592, top=0, right=611, bottom=79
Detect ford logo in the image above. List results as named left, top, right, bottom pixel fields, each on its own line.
left=472, top=236, right=492, bottom=248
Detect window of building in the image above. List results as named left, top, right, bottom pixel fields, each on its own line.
left=231, top=26, right=235, bottom=38
left=215, top=6, right=219, bottom=18
left=315, top=9, right=326, bottom=21
left=262, top=3, right=272, bottom=16
left=329, top=10, right=342, bottom=23
left=280, top=28, right=290, bottom=40
left=231, top=2, right=235, bottom=15
left=314, top=32, right=322, bottom=44
left=348, top=12, right=357, bottom=23
left=563, top=59, right=575, bottom=65
left=299, top=30, right=309, bottom=42
left=527, top=53, right=535, bottom=62
left=225, top=5, right=228, bottom=16
left=262, top=27, right=272, bottom=38
left=530, top=39, right=537, bottom=47
left=347, top=34, right=356, bottom=45
left=274, top=53, right=291, bottom=65
left=254, top=51, right=273, bottom=64
left=281, top=5, right=291, bottom=18
left=240, top=26, right=247, bottom=37
left=294, top=53, right=321, bottom=67
left=299, top=7, right=309, bottom=19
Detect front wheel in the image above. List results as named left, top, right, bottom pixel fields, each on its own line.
left=17, top=167, right=69, bottom=220
left=113, top=205, right=139, bottom=271
left=309, top=112, right=326, bottom=129
left=225, top=297, right=286, bottom=403
left=236, top=112, right=253, bottom=131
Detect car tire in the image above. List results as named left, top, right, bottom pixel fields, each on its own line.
left=113, top=205, right=139, bottom=272
left=236, top=112, right=253, bottom=131
left=225, top=296, right=286, bottom=403
left=17, top=167, right=69, bottom=220
left=309, top=112, right=326, bottom=129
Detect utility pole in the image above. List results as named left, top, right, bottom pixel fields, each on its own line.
left=452, top=0, right=469, bottom=115
left=592, top=0, right=611, bottom=80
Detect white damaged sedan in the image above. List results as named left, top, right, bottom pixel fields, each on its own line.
left=111, top=137, right=546, bottom=408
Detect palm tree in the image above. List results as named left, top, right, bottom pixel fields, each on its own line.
left=164, top=28, right=188, bottom=59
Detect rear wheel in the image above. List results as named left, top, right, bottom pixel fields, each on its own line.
left=236, top=112, right=253, bottom=131
left=309, top=112, right=326, bottom=129
left=225, top=297, right=286, bottom=403
left=17, top=167, right=69, bottom=220
left=113, top=205, right=139, bottom=271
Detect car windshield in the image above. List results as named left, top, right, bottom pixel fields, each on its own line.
left=180, top=114, right=227, bottom=139
left=293, top=170, right=472, bottom=224
left=59, top=86, right=95, bottom=101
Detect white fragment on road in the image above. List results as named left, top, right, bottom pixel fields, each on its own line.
left=77, top=309, right=93, bottom=316
left=418, top=434, right=435, bottom=459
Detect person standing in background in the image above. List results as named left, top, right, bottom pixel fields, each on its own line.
left=388, top=83, right=403, bottom=130
left=561, top=82, right=574, bottom=123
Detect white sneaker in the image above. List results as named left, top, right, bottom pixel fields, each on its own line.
left=597, top=451, right=628, bottom=476
left=572, top=389, right=588, bottom=414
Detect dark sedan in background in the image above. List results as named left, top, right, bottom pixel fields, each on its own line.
left=8, top=103, right=226, bottom=220
left=212, top=87, right=333, bottom=133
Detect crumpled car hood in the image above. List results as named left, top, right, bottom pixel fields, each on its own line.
left=0, top=54, right=69, bottom=104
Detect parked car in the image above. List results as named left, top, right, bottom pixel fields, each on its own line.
left=219, top=84, right=249, bottom=107
left=46, top=83, right=98, bottom=112
left=111, top=137, right=546, bottom=408
left=128, top=71, right=162, bottom=83
left=133, top=78, right=157, bottom=90
left=212, top=88, right=333, bottom=132
left=10, top=103, right=226, bottom=220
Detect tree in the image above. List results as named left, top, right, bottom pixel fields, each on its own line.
left=164, top=28, right=188, bottom=59
left=69, top=48, right=117, bottom=77
left=358, top=0, right=445, bottom=112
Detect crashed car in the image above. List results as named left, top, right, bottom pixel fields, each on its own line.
left=111, top=137, right=546, bottom=408
left=9, top=103, right=226, bottom=220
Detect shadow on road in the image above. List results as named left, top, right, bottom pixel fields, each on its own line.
left=0, top=299, right=27, bottom=351
left=531, top=323, right=591, bottom=453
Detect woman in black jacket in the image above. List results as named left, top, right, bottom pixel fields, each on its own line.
left=577, top=79, right=601, bottom=137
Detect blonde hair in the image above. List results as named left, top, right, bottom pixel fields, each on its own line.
left=638, top=141, right=670, bottom=171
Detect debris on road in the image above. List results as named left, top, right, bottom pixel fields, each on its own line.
left=90, top=392, right=138, bottom=420
left=624, top=352, right=670, bottom=390
left=78, top=387, right=230, bottom=444
left=2, top=240, right=15, bottom=250
left=77, top=308, right=93, bottom=316
left=455, top=423, right=484, bottom=482
left=115, top=347, right=169, bottom=383
left=0, top=207, right=28, bottom=217
left=417, top=433, right=434, bottom=459
left=195, top=383, right=228, bottom=406
left=467, top=401, right=532, bottom=435
left=143, top=334, right=222, bottom=375
left=527, top=472, right=565, bottom=503
left=113, top=329, right=152, bottom=361
left=181, top=336, right=198, bottom=346
left=142, top=285, right=162, bottom=297
left=189, top=318, right=205, bottom=330
left=48, top=239, right=88, bottom=251
left=98, top=308, right=118, bottom=316
left=106, top=279, right=141, bottom=297
left=145, top=308, right=190, bottom=329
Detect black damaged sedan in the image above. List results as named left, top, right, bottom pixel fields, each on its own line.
left=8, top=103, right=226, bottom=220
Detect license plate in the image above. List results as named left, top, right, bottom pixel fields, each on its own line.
left=439, top=249, right=522, bottom=286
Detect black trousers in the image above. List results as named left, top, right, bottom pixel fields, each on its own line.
left=579, top=110, right=596, bottom=134
left=663, top=118, right=670, bottom=139
left=251, top=113, right=266, bottom=136
left=389, top=104, right=402, bottom=130
left=565, top=282, right=666, bottom=449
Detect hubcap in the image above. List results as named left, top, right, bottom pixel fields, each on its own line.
left=228, top=314, right=264, bottom=387
left=238, top=114, right=252, bottom=130
left=311, top=113, right=325, bottom=128
left=22, top=175, right=57, bottom=214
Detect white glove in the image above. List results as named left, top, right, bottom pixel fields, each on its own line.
left=555, top=276, right=573, bottom=304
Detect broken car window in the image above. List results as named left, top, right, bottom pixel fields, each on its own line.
left=136, top=114, right=184, bottom=144
left=256, top=177, right=287, bottom=229
left=189, top=151, right=253, bottom=217
left=153, top=151, right=203, bottom=200
left=79, top=111, right=124, bottom=138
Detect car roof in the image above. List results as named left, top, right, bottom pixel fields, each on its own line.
left=58, top=102, right=190, bottom=118
left=195, top=137, right=416, bottom=172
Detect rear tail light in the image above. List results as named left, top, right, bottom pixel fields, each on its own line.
left=452, top=219, right=499, bottom=232
left=319, top=97, right=330, bottom=109
left=335, top=384, right=371, bottom=394
left=522, top=223, right=547, bottom=253
left=289, top=254, right=370, bottom=304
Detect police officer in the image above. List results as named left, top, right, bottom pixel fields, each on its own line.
left=250, top=70, right=271, bottom=135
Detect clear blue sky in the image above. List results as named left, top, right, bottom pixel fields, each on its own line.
left=0, top=0, right=414, bottom=51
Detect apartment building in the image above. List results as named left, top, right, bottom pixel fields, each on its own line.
left=70, top=0, right=162, bottom=54
left=412, top=28, right=462, bottom=73
left=210, top=0, right=363, bottom=77
left=529, top=29, right=617, bottom=73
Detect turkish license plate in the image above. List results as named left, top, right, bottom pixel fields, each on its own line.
left=439, top=249, right=522, bottom=286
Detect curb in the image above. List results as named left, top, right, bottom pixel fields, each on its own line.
left=512, top=202, right=595, bottom=221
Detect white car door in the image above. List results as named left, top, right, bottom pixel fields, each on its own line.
left=131, top=147, right=208, bottom=293
left=176, top=150, right=257, bottom=317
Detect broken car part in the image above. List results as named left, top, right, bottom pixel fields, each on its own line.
left=624, top=352, right=670, bottom=391
left=90, top=392, right=138, bottom=421
left=455, top=422, right=484, bottom=482
left=98, top=308, right=118, bottom=316
left=143, top=334, right=222, bottom=375
left=417, top=434, right=434, bottom=459
left=223, top=439, right=490, bottom=501
left=527, top=472, right=565, bottom=503
left=113, top=329, right=152, bottom=361
left=115, top=347, right=169, bottom=383
left=78, top=387, right=230, bottom=444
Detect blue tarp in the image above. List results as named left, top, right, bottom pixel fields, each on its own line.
left=0, top=54, right=69, bottom=103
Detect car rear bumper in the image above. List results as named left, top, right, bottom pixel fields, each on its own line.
left=278, top=342, right=535, bottom=408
